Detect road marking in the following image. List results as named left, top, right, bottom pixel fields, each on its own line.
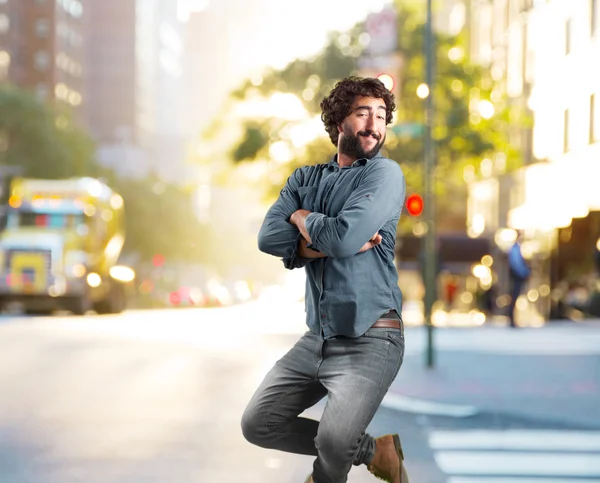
left=381, top=393, right=478, bottom=418
left=429, top=429, right=600, bottom=481
left=447, top=478, right=600, bottom=483
left=430, top=429, right=600, bottom=451
left=434, top=452, right=600, bottom=477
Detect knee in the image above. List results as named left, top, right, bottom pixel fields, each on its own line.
left=241, top=405, right=267, bottom=447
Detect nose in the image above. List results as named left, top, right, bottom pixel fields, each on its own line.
left=366, top=114, right=376, bottom=130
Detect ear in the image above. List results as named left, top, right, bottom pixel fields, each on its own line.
left=337, top=124, right=343, bottom=134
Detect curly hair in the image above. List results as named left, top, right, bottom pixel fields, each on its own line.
left=320, top=76, right=396, bottom=146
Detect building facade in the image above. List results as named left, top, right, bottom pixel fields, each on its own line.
left=0, top=0, right=85, bottom=117
left=468, top=0, right=600, bottom=321
left=85, top=0, right=187, bottom=183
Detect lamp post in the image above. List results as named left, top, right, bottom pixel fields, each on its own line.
left=423, top=0, right=437, bottom=368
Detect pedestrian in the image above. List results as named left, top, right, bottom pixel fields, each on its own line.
left=241, top=77, right=409, bottom=483
left=594, top=237, right=600, bottom=277
left=507, top=231, right=531, bottom=327
left=444, top=273, right=459, bottom=310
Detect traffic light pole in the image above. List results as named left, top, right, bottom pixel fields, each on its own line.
left=424, top=0, right=437, bottom=369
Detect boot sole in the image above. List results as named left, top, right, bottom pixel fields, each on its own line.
left=392, top=433, right=404, bottom=460
left=392, top=434, right=408, bottom=483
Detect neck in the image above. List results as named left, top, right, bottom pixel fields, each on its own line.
left=336, top=152, right=355, bottom=168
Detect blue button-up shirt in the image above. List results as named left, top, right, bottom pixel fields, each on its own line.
left=257, top=151, right=406, bottom=339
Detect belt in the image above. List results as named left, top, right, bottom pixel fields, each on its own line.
left=372, top=318, right=403, bottom=329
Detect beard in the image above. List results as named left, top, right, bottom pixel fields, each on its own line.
left=339, top=128, right=385, bottom=160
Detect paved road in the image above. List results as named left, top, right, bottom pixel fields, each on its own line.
left=0, top=302, right=598, bottom=482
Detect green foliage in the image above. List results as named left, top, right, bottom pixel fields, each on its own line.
left=0, top=85, right=96, bottom=178
left=206, top=6, right=528, bottom=234
left=0, top=85, right=208, bottom=264
left=232, top=122, right=269, bottom=162
left=100, top=172, right=210, bottom=264
left=386, top=16, right=525, bottom=231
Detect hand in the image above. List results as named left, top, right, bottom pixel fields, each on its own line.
left=289, top=209, right=312, bottom=243
left=298, top=237, right=327, bottom=259
left=289, top=209, right=310, bottom=227
left=358, top=232, right=382, bottom=253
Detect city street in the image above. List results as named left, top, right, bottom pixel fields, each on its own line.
left=0, top=302, right=599, bottom=483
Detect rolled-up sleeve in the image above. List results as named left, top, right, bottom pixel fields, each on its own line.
left=257, top=168, right=313, bottom=269
left=305, top=160, right=405, bottom=259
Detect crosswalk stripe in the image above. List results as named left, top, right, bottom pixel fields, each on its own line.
left=434, top=451, right=600, bottom=477
left=430, top=430, right=600, bottom=451
left=447, top=478, right=600, bottom=483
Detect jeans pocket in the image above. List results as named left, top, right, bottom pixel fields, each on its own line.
left=386, top=331, right=405, bottom=377
left=387, top=331, right=404, bottom=352
left=363, top=327, right=391, bottom=341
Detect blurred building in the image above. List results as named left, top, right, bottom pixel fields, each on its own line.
left=85, top=0, right=189, bottom=184
left=183, top=0, right=270, bottom=138
left=83, top=0, right=148, bottom=179
left=136, top=0, right=188, bottom=184
left=0, top=0, right=85, bottom=119
left=467, top=0, right=600, bottom=320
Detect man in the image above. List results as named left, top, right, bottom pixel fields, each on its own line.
left=241, top=77, right=408, bottom=483
left=507, top=231, right=531, bottom=327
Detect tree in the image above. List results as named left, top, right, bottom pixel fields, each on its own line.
left=201, top=5, right=527, bottom=235
left=94, top=172, right=211, bottom=265
left=0, top=85, right=209, bottom=264
left=0, top=86, right=96, bottom=179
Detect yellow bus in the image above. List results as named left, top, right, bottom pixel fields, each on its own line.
left=0, top=177, right=134, bottom=315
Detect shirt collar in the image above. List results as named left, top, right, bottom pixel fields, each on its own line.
left=328, top=151, right=383, bottom=169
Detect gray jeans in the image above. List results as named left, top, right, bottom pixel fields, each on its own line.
left=241, top=327, right=405, bottom=483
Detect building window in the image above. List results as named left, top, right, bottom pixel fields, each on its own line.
left=592, top=94, right=598, bottom=143
left=35, top=83, right=49, bottom=100
left=0, top=50, right=9, bottom=80
left=592, top=0, right=598, bottom=37
left=59, top=0, right=83, bottom=18
left=0, top=13, right=9, bottom=34
left=35, top=19, right=50, bottom=38
left=34, top=50, right=50, bottom=71
left=565, top=18, right=572, bottom=55
left=564, top=109, right=570, bottom=152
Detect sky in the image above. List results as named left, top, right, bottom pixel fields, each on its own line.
left=180, top=0, right=392, bottom=72
left=180, top=0, right=394, bottom=135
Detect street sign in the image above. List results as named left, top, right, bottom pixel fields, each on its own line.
left=392, top=122, right=424, bottom=138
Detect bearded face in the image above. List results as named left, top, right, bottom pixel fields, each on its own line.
left=339, top=122, right=386, bottom=160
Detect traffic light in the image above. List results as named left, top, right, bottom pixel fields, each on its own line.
left=406, top=193, right=424, bottom=216
left=377, top=73, right=396, bottom=92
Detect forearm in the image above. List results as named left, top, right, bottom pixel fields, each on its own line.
left=258, top=218, right=302, bottom=258
left=298, top=237, right=327, bottom=259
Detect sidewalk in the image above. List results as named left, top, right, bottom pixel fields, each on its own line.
left=387, top=321, right=600, bottom=428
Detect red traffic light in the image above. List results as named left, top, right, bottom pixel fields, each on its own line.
left=406, top=193, right=424, bottom=216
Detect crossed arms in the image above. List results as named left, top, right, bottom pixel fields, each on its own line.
left=257, top=161, right=405, bottom=268
left=291, top=210, right=383, bottom=259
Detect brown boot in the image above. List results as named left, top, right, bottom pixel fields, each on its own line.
left=367, top=434, right=409, bottom=483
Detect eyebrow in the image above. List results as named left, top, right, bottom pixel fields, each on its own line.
left=354, top=105, right=387, bottom=113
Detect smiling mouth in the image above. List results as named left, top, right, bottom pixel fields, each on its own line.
left=359, top=133, right=380, bottom=141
